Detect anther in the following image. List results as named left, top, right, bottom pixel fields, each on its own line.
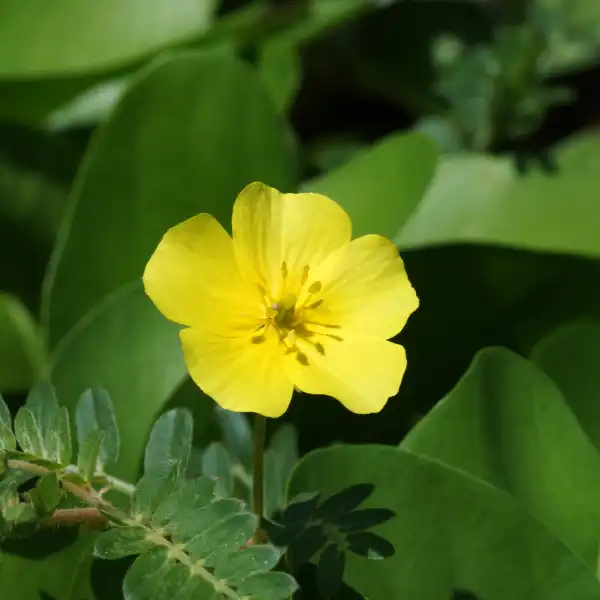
left=315, top=342, right=325, bottom=355
left=251, top=335, right=266, bottom=344
left=296, top=352, right=309, bottom=366
left=308, top=281, right=322, bottom=294
left=281, top=261, right=288, bottom=279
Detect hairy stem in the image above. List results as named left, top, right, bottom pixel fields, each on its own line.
left=252, top=414, right=267, bottom=544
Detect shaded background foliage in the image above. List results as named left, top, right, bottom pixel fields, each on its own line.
left=2, top=0, right=600, bottom=599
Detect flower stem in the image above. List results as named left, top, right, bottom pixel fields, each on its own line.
left=252, top=414, right=267, bottom=544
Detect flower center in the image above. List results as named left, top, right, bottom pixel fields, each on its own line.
left=251, top=263, right=339, bottom=365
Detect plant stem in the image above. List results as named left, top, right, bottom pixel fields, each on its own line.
left=252, top=414, right=267, bottom=544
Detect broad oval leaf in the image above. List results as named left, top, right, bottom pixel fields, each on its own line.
left=289, top=445, right=600, bottom=600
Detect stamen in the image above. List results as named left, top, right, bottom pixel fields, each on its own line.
left=315, top=342, right=325, bottom=355
left=326, top=334, right=344, bottom=342
left=301, top=265, right=310, bottom=285
left=251, top=335, right=266, bottom=344
left=306, top=299, right=324, bottom=310
left=281, top=261, right=288, bottom=279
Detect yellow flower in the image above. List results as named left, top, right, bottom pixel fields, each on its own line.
left=143, top=182, right=418, bottom=418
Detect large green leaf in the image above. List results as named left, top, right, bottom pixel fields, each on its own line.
left=397, top=134, right=600, bottom=258
left=0, top=533, right=95, bottom=600
left=44, top=50, right=296, bottom=348
left=303, top=131, right=438, bottom=239
left=288, top=445, right=600, bottom=600
left=532, top=320, right=600, bottom=452
left=0, top=293, right=45, bottom=392
left=402, top=347, right=600, bottom=567
left=0, top=0, right=217, bottom=77
left=50, top=283, right=185, bottom=480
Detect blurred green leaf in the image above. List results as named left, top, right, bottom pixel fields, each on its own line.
left=30, top=473, right=63, bottom=514
left=304, top=131, right=438, bottom=239
left=397, top=134, right=600, bottom=258
left=44, top=50, right=296, bottom=348
left=0, top=0, right=218, bottom=77
left=258, top=39, right=301, bottom=114
left=534, top=0, right=600, bottom=73
left=202, top=442, right=234, bottom=497
left=403, top=347, right=600, bottom=567
left=77, top=430, right=105, bottom=483
left=532, top=320, right=600, bottom=452
left=144, top=408, right=193, bottom=477
left=215, top=408, right=253, bottom=471
left=289, top=445, right=600, bottom=600
left=13, top=407, right=44, bottom=456
left=51, top=284, right=186, bottom=480
left=0, top=393, right=12, bottom=428
left=0, top=293, right=45, bottom=393
left=264, top=423, right=298, bottom=517
left=0, top=532, right=95, bottom=600
left=75, top=388, right=119, bottom=469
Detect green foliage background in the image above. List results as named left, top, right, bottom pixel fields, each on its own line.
left=2, top=0, right=600, bottom=599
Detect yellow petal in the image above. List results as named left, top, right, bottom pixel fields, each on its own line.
left=231, top=182, right=351, bottom=297
left=180, top=327, right=294, bottom=417
left=286, top=335, right=407, bottom=414
left=312, top=234, right=418, bottom=339
left=143, top=214, right=261, bottom=332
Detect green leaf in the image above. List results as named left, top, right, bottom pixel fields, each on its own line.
left=0, top=393, right=11, bottom=428
left=317, top=544, right=345, bottom=597
left=0, top=0, right=218, bottom=77
left=168, top=498, right=244, bottom=545
left=202, top=442, right=234, bottom=497
left=287, top=525, right=328, bottom=571
left=0, top=532, right=96, bottom=600
left=396, top=134, right=600, bottom=259
left=51, top=284, right=186, bottom=481
left=144, top=408, right=192, bottom=477
left=0, top=293, right=45, bottom=393
left=133, top=467, right=180, bottom=521
left=264, top=423, right=299, bottom=517
left=44, top=51, right=296, bottom=348
left=303, top=131, right=438, bottom=239
left=29, top=473, right=63, bottom=514
left=402, top=348, right=600, bottom=568
left=3, top=502, right=37, bottom=524
left=215, top=408, right=252, bottom=470
left=289, top=445, right=600, bottom=600
left=236, top=571, right=299, bottom=600
left=25, top=381, right=59, bottom=436
left=346, top=532, right=394, bottom=560
left=76, top=388, right=120, bottom=468
left=13, top=407, right=44, bottom=456
left=77, top=430, right=105, bottom=482
left=316, top=484, right=374, bottom=519
left=258, top=39, right=301, bottom=114
left=0, top=422, right=16, bottom=451
left=212, top=545, right=281, bottom=585
left=184, top=512, right=257, bottom=564
left=333, top=508, right=396, bottom=533
left=52, top=406, right=72, bottom=465
left=151, top=477, right=216, bottom=528
left=532, top=320, right=600, bottom=452
left=94, top=527, right=154, bottom=559
left=122, top=548, right=215, bottom=600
